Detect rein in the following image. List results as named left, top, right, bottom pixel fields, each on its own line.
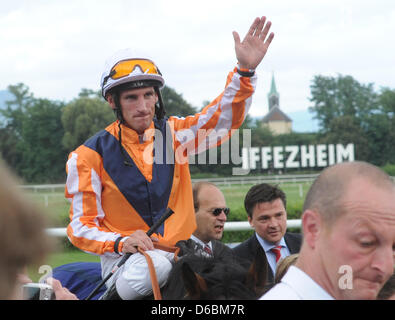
left=137, top=242, right=180, bottom=300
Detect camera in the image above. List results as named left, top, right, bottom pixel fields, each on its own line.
left=22, top=283, right=55, bottom=300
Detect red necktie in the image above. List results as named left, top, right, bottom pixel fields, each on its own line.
left=204, top=244, right=213, bottom=256
left=271, top=245, right=282, bottom=263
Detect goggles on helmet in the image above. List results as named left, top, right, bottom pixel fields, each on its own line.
left=102, top=59, right=162, bottom=86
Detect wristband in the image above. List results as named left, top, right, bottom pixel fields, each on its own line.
left=114, top=236, right=123, bottom=255
left=237, top=68, right=255, bottom=77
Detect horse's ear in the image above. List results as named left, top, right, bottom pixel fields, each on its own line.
left=245, top=246, right=268, bottom=296
left=181, top=262, right=208, bottom=299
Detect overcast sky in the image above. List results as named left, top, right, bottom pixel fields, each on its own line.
left=1, top=0, right=394, bottom=118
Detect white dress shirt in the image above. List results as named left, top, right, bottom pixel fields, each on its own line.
left=255, top=233, right=291, bottom=275
left=260, top=266, right=335, bottom=300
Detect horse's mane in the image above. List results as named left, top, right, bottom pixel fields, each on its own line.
left=162, top=247, right=266, bottom=300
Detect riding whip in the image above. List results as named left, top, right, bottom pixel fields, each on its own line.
left=85, top=208, right=175, bottom=300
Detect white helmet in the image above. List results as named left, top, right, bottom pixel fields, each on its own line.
left=100, top=48, right=165, bottom=99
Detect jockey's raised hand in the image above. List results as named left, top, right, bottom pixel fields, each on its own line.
left=233, top=16, right=274, bottom=70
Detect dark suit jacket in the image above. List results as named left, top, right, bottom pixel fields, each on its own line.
left=232, top=232, right=302, bottom=288
left=176, top=239, right=234, bottom=259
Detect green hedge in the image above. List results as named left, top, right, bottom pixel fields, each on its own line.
left=382, top=163, right=395, bottom=176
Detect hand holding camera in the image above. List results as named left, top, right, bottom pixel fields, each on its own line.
left=22, top=283, right=55, bottom=300
left=22, top=278, right=78, bottom=300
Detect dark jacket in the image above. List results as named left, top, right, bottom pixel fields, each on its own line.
left=176, top=239, right=234, bottom=259
left=232, top=232, right=302, bottom=289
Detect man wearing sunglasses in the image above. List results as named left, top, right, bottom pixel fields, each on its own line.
left=189, top=182, right=232, bottom=257
left=65, top=16, right=274, bottom=300
left=174, top=182, right=234, bottom=259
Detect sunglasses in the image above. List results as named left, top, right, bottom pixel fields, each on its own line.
left=103, top=59, right=162, bottom=85
left=211, top=207, right=230, bottom=217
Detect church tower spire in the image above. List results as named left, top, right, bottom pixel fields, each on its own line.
left=267, top=72, right=280, bottom=111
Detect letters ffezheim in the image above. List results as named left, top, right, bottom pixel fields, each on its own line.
left=241, top=144, right=355, bottom=170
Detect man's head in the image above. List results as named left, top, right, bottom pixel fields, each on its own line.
left=244, top=183, right=287, bottom=244
left=192, top=182, right=229, bottom=243
left=106, top=86, right=158, bottom=134
left=100, top=49, right=165, bottom=133
left=297, top=161, right=395, bottom=300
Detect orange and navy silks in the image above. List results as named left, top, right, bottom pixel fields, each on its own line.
left=84, top=119, right=173, bottom=236
left=65, top=68, right=256, bottom=257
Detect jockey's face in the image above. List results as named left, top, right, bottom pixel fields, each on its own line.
left=108, top=86, right=157, bottom=134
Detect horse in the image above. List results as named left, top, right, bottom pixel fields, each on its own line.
left=161, top=242, right=268, bottom=300
left=52, top=241, right=268, bottom=300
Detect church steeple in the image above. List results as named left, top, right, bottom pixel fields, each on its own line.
left=267, top=72, right=280, bottom=111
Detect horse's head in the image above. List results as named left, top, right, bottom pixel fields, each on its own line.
left=163, top=247, right=268, bottom=300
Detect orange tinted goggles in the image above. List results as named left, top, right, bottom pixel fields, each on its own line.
left=110, top=59, right=161, bottom=80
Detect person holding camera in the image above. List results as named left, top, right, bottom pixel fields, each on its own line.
left=0, top=160, right=77, bottom=300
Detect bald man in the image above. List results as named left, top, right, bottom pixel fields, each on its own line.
left=261, top=161, right=395, bottom=300
left=176, top=182, right=233, bottom=258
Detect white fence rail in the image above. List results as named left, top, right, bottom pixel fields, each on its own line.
left=46, top=219, right=302, bottom=238
left=193, top=174, right=319, bottom=186
left=19, top=173, right=395, bottom=192
left=21, top=174, right=320, bottom=193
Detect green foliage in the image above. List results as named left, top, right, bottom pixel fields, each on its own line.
left=28, top=250, right=100, bottom=282
left=222, top=230, right=254, bottom=244
left=309, top=74, right=378, bottom=132
left=61, top=94, right=115, bottom=152
left=5, top=83, right=34, bottom=108
left=18, top=98, right=68, bottom=183
left=286, top=199, right=304, bottom=220
left=309, top=74, right=395, bottom=166
left=381, top=163, right=395, bottom=176
left=161, top=85, right=196, bottom=117
left=378, top=87, right=395, bottom=115
left=228, top=206, right=247, bottom=221
left=0, top=84, right=68, bottom=182
left=317, top=115, right=370, bottom=161
left=0, top=83, right=35, bottom=172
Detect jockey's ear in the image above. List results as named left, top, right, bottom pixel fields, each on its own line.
left=245, top=245, right=268, bottom=296
left=181, top=262, right=207, bottom=299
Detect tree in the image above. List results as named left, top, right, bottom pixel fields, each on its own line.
left=308, top=74, right=395, bottom=166
left=377, top=88, right=395, bottom=165
left=18, top=99, right=67, bottom=183
left=0, top=83, right=34, bottom=173
left=309, top=74, right=378, bottom=132
left=318, top=115, right=370, bottom=162
left=78, top=88, right=102, bottom=99
left=5, top=83, right=34, bottom=110
left=161, top=86, right=196, bottom=117
left=62, top=94, right=115, bottom=152
left=379, top=88, right=395, bottom=115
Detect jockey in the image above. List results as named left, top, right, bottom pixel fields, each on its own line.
left=65, top=16, right=274, bottom=299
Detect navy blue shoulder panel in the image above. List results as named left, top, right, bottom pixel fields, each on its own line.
left=83, top=120, right=174, bottom=236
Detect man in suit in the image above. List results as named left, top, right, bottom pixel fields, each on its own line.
left=176, top=182, right=233, bottom=258
left=233, top=183, right=302, bottom=288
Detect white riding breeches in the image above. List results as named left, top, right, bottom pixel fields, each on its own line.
left=101, top=249, right=174, bottom=300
